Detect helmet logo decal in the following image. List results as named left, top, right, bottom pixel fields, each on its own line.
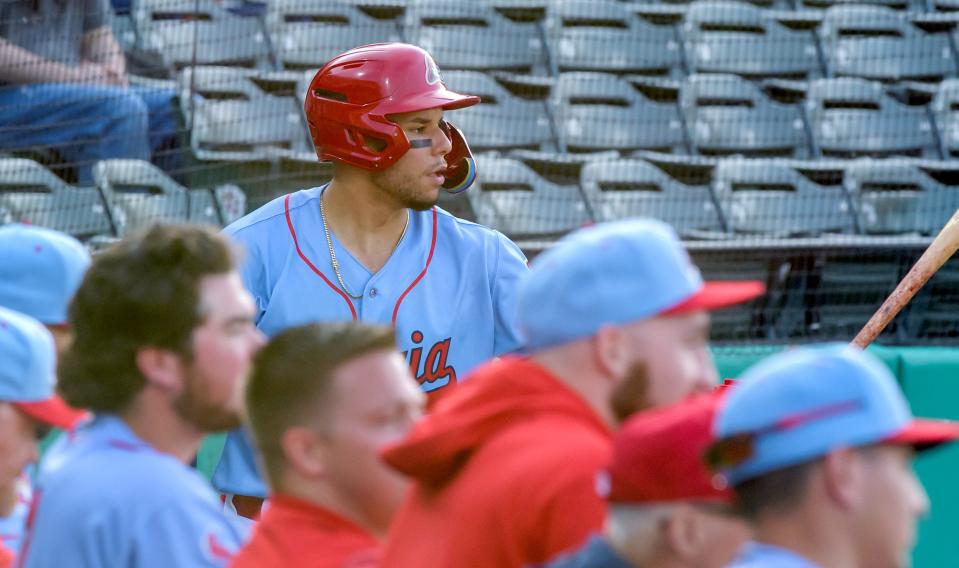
left=424, top=53, right=442, bottom=85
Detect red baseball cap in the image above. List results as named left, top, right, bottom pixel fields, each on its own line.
left=603, top=390, right=731, bottom=504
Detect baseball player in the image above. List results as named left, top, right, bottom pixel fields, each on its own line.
left=232, top=322, right=424, bottom=567
left=710, top=344, right=959, bottom=568
left=212, top=42, right=528, bottom=513
left=0, top=307, right=86, bottom=568
left=543, top=388, right=750, bottom=568
left=380, top=219, right=764, bottom=568
left=20, top=225, right=265, bottom=568
left=0, top=224, right=90, bottom=558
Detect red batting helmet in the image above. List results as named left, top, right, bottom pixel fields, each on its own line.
left=305, top=43, right=480, bottom=193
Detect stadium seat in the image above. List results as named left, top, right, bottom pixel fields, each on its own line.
left=796, top=0, right=926, bottom=13
left=266, top=0, right=401, bottom=71
left=179, top=66, right=310, bottom=162
left=440, top=71, right=557, bottom=151
left=0, top=159, right=114, bottom=239
left=92, top=159, right=222, bottom=235
left=546, top=0, right=683, bottom=76
left=805, top=78, right=939, bottom=158
left=552, top=72, right=685, bottom=153
left=134, top=0, right=272, bottom=69
left=844, top=159, right=959, bottom=235
left=682, top=1, right=822, bottom=79
left=680, top=73, right=810, bottom=157
left=579, top=158, right=725, bottom=237
left=819, top=6, right=956, bottom=82
left=469, top=155, right=591, bottom=238
left=402, top=0, right=544, bottom=72
left=932, top=79, right=959, bottom=158
left=712, top=158, right=857, bottom=236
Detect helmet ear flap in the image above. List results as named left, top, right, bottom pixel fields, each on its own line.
left=440, top=121, right=477, bottom=194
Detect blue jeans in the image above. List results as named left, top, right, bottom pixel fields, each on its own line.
left=0, top=83, right=180, bottom=184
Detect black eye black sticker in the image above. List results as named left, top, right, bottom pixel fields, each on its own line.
left=409, top=139, right=433, bottom=149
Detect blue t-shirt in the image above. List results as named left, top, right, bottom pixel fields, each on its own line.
left=20, top=415, right=248, bottom=568
left=212, top=186, right=528, bottom=496
left=541, top=535, right=635, bottom=568
left=727, top=542, right=823, bottom=568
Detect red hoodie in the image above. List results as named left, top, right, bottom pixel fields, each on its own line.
left=381, top=356, right=613, bottom=568
left=231, top=494, right=379, bottom=568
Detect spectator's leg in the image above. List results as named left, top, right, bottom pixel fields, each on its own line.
left=128, top=85, right=183, bottom=178
left=0, top=83, right=150, bottom=184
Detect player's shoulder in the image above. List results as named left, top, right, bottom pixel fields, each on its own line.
left=432, top=206, right=521, bottom=253
left=224, top=186, right=325, bottom=238
left=42, top=422, right=216, bottom=507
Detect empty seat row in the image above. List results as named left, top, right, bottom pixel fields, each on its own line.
left=128, top=0, right=959, bottom=82
left=175, top=65, right=959, bottom=167
left=467, top=154, right=959, bottom=239
left=447, top=71, right=950, bottom=159
left=0, top=158, right=245, bottom=239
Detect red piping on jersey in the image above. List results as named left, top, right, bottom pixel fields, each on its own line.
left=392, top=208, right=438, bottom=325
left=284, top=194, right=438, bottom=324
left=285, top=194, right=358, bottom=320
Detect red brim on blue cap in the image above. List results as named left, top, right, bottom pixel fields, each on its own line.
left=15, top=396, right=88, bottom=430
left=662, top=280, right=767, bottom=316
left=884, top=419, right=959, bottom=450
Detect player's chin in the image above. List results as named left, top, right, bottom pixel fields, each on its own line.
left=408, top=183, right=441, bottom=211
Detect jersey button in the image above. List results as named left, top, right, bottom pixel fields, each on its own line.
left=369, top=288, right=378, bottom=298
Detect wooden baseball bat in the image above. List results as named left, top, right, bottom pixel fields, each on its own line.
left=851, top=208, right=959, bottom=348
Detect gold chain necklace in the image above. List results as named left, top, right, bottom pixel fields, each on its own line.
left=319, top=194, right=409, bottom=301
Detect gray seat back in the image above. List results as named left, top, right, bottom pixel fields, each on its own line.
left=845, top=158, right=959, bottom=235
left=470, top=155, right=590, bottom=237
left=820, top=6, right=955, bottom=81
left=806, top=78, right=938, bottom=158
left=441, top=71, right=556, bottom=151
left=681, top=73, right=808, bottom=157
left=683, top=1, right=821, bottom=78
left=580, top=158, right=723, bottom=235
left=713, top=158, right=856, bottom=235
left=0, top=159, right=113, bottom=238
left=553, top=72, right=684, bottom=152
left=404, top=0, right=544, bottom=72
left=266, top=0, right=400, bottom=70
left=547, top=0, right=682, bottom=76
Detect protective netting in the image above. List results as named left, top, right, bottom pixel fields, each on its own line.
left=2, top=0, right=959, bottom=345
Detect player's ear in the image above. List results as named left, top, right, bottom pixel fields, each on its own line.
left=280, top=426, right=328, bottom=479
left=134, top=347, right=185, bottom=393
left=593, top=324, right=629, bottom=380
left=822, top=447, right=861, bottom=511
left=662, top=504, right=701, bottom=560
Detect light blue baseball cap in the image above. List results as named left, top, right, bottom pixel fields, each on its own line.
left=0, top=224, right=91, bottom=326
left=516, top=219, right=765, bottom=352
left=0, top=306, right=86, bottom=429
left=710, top=344, right=959, bottom=486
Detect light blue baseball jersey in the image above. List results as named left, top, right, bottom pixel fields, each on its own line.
left=20, top=415, right=249, bottom=568
left=726, top=542, right=823, bottom=568
left=212, top=185, right=528, bottom=497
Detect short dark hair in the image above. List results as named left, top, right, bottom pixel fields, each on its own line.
left=58, top=224, right=236, bottom=413
left=732, top=459, right=818, bottom=521
left=246, top=322, right=397, bottom=488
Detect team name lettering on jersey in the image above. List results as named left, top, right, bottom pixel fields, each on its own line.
left=403, top=330, right=457, bottom=392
